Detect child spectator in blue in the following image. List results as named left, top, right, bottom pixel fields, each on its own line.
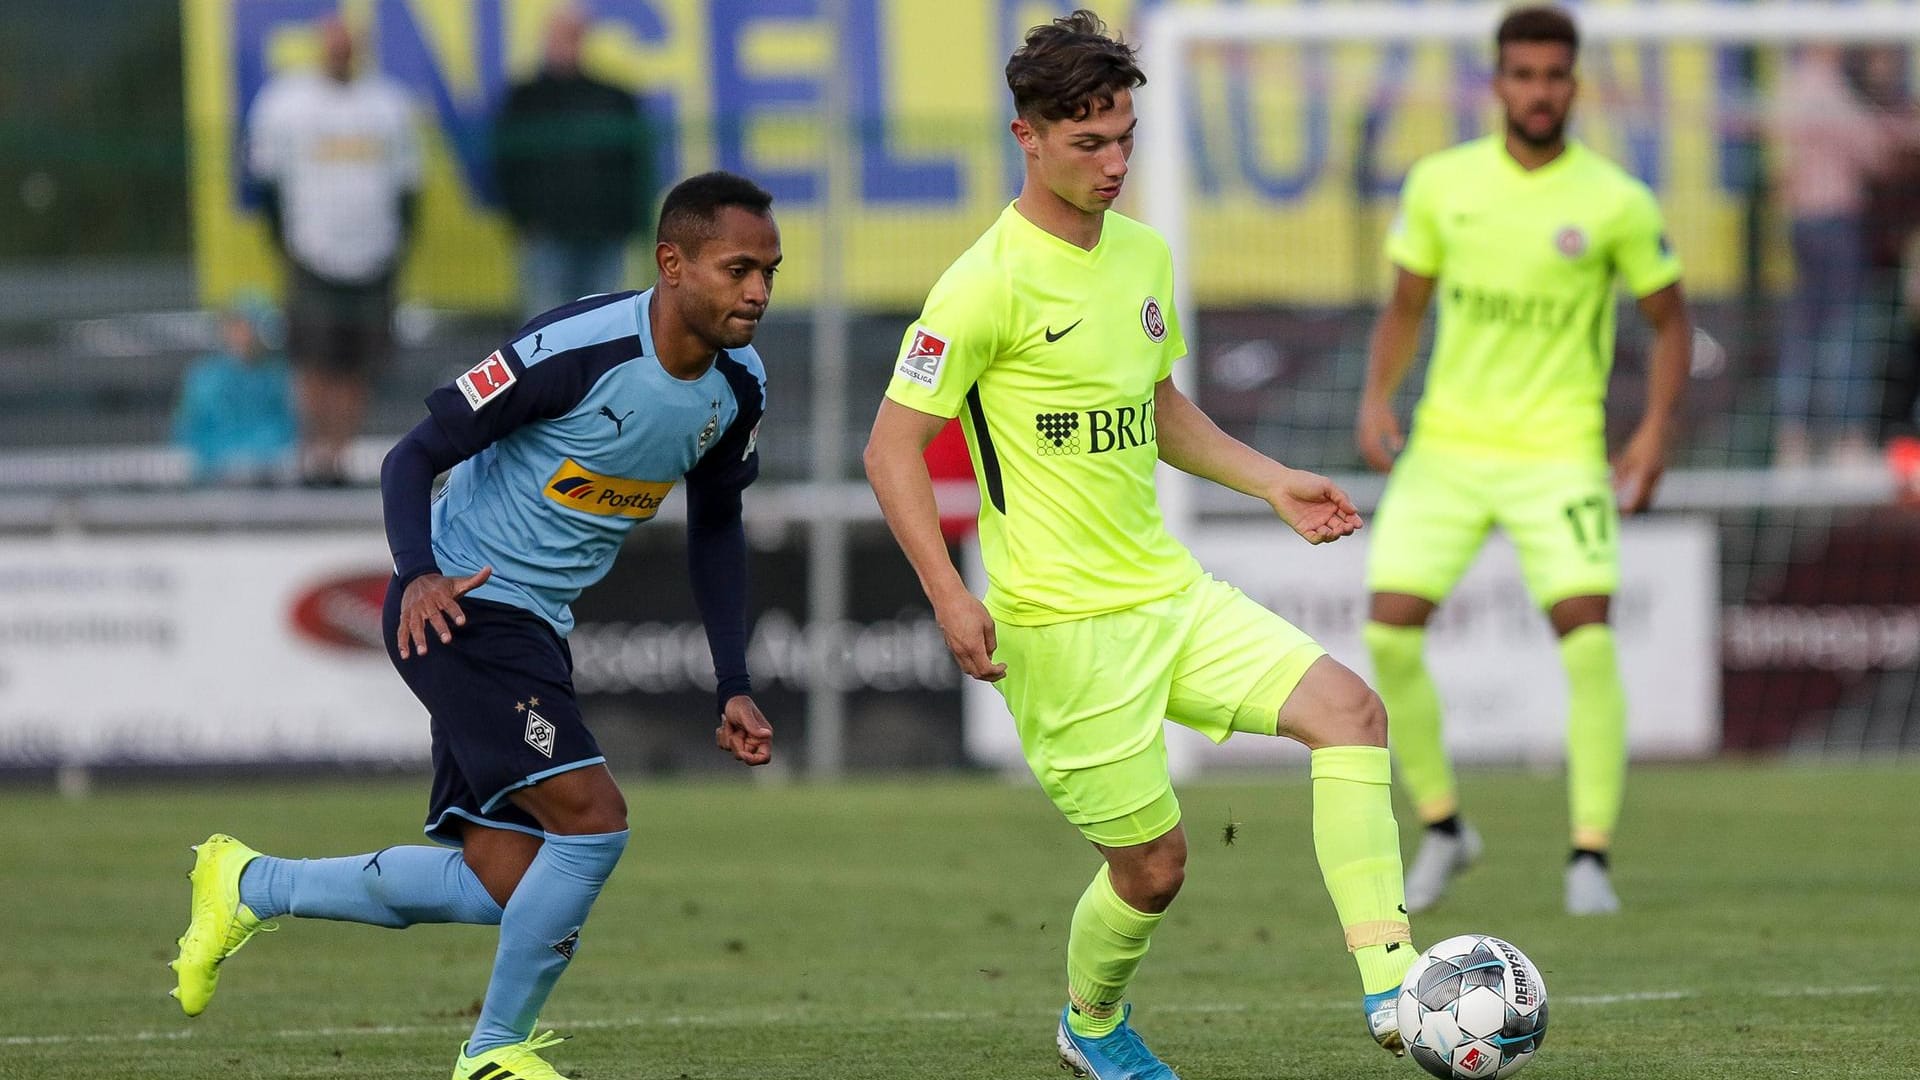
left=172, top=297, right=297, bottom=484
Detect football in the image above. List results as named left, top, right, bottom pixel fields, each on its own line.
left=1396, top=934, right=1548, bottom=1079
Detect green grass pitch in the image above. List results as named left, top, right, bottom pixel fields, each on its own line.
left=3, top=762, right=1916, bottom=1078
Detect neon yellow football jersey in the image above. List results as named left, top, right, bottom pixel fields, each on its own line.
left=1386, top=137, right=1683, bottom=461
left=886, top=203, right=1203, bottom=625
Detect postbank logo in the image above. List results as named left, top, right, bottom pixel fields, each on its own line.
left=543, top=459, right=674, bottom=520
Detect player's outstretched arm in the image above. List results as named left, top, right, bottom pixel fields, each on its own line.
left=1154, top=378, right=1363, bottom=545
left=863, top=398, right=1005, bottom=682
left=1614, top=281, right=1691, bottom=515
left=1355, top=268, right=1436, bottom=472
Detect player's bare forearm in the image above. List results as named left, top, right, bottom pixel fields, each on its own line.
left=1362, top=269, right=1436, bottom=405
left=1153, top=377, right=1290, bottom=500
left=1635, top=282, right=1691, bottom=440
left=863, top=398, right=969, bottom=603
left=1615, top=281, right=1692, bottom=513
left=1356, top=269, right=1435, bottom=470
left=1154, top=378, right=1364, bottom=544
left=863, top=398, right=1006, bottom=682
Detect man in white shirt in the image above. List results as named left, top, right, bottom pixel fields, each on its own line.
left=247, top=15, right=421, bottom=485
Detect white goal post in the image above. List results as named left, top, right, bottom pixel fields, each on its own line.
left=1137, top=0, right=1920, bottom=394
left=1134, top=2, right=1920, bottom=531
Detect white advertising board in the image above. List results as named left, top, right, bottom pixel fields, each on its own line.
left=0, top=534, right=426, bottom=765
left=965, top=518, right=1719, bottom=773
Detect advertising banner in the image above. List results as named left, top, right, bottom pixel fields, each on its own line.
left=0, top=526, right=962, bottom=770
left=183, top=0, right=1810, bottom=310
left=0, top=534, right=421, bottom=765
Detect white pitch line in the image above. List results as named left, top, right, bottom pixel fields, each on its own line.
left=1557, top=990, right=1696, bottom=1005
left=1, top=984, right=1887, bottom=1049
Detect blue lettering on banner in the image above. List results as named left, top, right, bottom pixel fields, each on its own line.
left=1227, top=43, right=1327, bottom=200
left=592, top=0, right=684, bottom=198
left=377, top=0, right=506, bottom=203
left=710, top=0, right=821, bottom=204
left=850, top=0, right=962, bottom=201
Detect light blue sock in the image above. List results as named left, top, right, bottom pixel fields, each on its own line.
left=468, top=830, right=629, bottom=1054
left=238, top=847, right=503, bottom=927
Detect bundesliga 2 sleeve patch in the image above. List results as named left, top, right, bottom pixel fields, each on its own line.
left=897, top=328, right=948, bottom=389
left=456, top=350, right=517, bottom=410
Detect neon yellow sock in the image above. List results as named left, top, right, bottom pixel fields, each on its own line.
left=1064, top=864, right=1162, bottom=1038
left=1561, top=624, right=1627, bottom=851
left=1363, top=622, right=1457, bottom=823
left=1312, top=745, right=1415, bottom=995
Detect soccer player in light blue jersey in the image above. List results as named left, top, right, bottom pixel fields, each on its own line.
left=171, top=172, right=781, bottom=1080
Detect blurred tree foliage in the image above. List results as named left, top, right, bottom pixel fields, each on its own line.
left=0, top=0, right=188, bottom=257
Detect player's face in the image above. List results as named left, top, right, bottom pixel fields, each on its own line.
left=1495, top=41, right=1577, bottom=148
left=670, top=206, right=783, bottom=350
left=1018, top=88, right=1137, bottom=213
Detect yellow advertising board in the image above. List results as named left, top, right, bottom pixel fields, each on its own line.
left=186, top=0, right=1822, bottom=311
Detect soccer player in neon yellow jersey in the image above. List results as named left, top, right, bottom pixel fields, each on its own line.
left=865, top=11, right=1415, bottom=1077
left=1356, top=5, right=1694, bottom=917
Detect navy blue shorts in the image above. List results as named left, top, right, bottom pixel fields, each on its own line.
left=383, top=577, right=605, bottom=846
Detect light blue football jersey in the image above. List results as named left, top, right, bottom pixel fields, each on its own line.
left=423, top=289, right=764, bottom=634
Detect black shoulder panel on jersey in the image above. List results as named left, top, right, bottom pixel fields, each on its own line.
left=424, top=335, right=642, bottom=458
left=510, top=289, right=644, bottom=342
left=685, top=351, right=765, bottom=494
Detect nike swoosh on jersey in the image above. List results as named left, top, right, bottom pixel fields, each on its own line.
left=1044, top=319, right=1082, bottom=343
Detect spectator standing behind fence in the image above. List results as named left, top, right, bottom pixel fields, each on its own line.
left=1856, top=46, right=1920, bottom=446
left=493, top=5, right=649, bottom=319
left=1770, top=44, right=1889, bottom=467
left=172, top=298, right=296, bottom=486
left=247, top=15, right=421, bottom=486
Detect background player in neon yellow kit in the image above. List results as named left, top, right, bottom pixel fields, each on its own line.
left=866, top=11, right=1414, bottom=1078
left=1356, top=5, right=1694, bottom=917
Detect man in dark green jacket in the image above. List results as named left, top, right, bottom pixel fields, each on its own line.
left=493, top=5, right=650, bottom=319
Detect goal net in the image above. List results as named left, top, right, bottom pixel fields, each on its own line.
left=1124, top=3, right=1920, bottom=762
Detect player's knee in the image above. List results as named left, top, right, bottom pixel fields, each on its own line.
left=1115, top=848, right=1186, bottom=912
left=1326, top=677, right=1389, bottom=748
left=523, top=771, right=629, bottom=836
left=556, top=792, right=628, bottom=836
left=1352, top=686, right=1390, bottom=747
left=1121, top=857, right=1190, bottom=907
left=1144, top=858, right=1186, bottom=910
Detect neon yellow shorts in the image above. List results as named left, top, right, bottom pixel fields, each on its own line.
left=992, top=574, right=1326, bottom=847
left=1366, top=445, right=1619, bottom=607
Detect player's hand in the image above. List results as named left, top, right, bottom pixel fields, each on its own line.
left=1355, top=398, right=1404, bottom=472
left=1269, top=469, right=1364, bottom=545
left=396, top=566, right=493, bottom=659
left=1612, top=425, right=1669, bottom=515
left=931, top=584, right=1006, bottom=683
left=715, top=695, right=773, bottom=766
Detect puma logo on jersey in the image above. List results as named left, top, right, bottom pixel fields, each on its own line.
left=598, top=406, right=633, bottom=436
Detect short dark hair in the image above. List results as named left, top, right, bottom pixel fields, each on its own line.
left=656, top=171, right=775, bottom=251
left=1496, top=5, right=1580, bottom=59
left=1006, top=9, right=1145, bottom=124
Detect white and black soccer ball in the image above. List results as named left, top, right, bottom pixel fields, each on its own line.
left=1396, top=934, right=1548, bottom=1079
